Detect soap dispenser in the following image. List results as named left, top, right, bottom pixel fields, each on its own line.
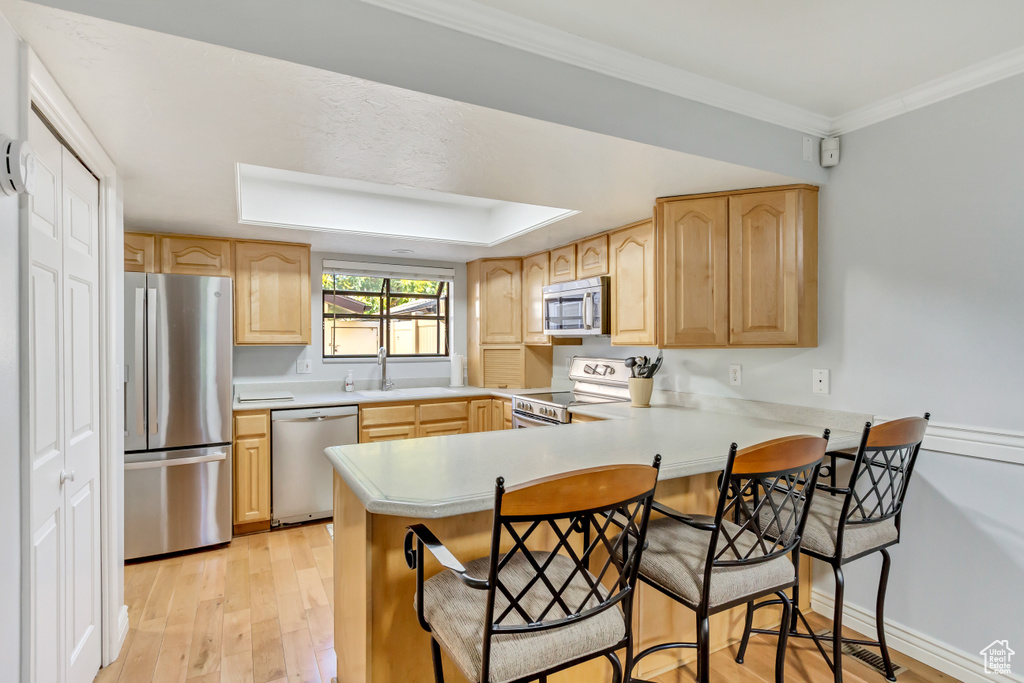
left=345, top=370, right=355, bottom=392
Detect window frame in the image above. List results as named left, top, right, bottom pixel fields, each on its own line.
left=322, top=272, right=451, bottom=360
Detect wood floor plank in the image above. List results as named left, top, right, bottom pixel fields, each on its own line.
left=117, top=617, right=166, bottom=683
left=314, top=649, right=336, bottom=683
left=276, top=591, right=308, bottom=635
left=311, top=546, right=333, bottom=580
left=167, top=568, right=204, bottom=627
left=185, top=673, right=221, bottom=683
left=271, top=558, right=300, bottom=596
left=305, top=605, right=333, bottom=653
left=151, top=620, right=194, bottom=683
left=321, top=577, right=334, bottom=614
left=251, top=617, right=288, bottom=683
left=199, top=550, right=227, bottom=602
left=188, top=598, right=226, bottom=678
left=222, top=608, right=253, bottom=658
left=220, top=651, right=256, bottom=683
left=268, top=530, right=291, bottom=563
left=249, top=569, right=279, bottom=624
left=303, top=525, right=331, bottom=549
left=224, top=557, right=251, bottom=614
left=295, top=568, right=329, bottom=611
left=248, top=533, right=272, bottom=575
left=281, top=628, right=322, bottom=683
left=287, top=529, right=317, bottom=571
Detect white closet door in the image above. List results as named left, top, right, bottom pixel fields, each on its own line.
left=61, top=145, right=101, bottom=683
left=27, top=111, right=102, bottom=683
left=27, top=111, right=66, bottom=683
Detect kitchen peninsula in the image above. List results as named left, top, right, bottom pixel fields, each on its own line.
left=324, top=398, right=866, bottom=682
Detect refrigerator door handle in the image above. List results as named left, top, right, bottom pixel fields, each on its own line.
left=124, top=451, right=228, bottom=470
left=133, top=286, right=146, bottom=439
left=147, top=286, right=159, bottom=436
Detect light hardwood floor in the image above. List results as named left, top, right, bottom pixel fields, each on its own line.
left=95, top=522, right=956, bottom=683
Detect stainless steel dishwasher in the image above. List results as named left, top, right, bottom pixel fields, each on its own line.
left=271, top=405, right=358, bottom=526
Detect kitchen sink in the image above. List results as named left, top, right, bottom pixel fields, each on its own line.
left=356, top=387, right=456, bottom=398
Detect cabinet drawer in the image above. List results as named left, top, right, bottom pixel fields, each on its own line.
left=360, top=424, right=417, bottom=442
left=418, top=400, right=469, bottom=423
left=416, top=420, right=469, bottom=438
left=360, top=403, right=417, bottom=427
left=234, top=411, right=269, bottom=438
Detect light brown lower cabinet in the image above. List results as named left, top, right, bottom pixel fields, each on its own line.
left=417, top=420, right=470, bottom=438
left=233, top=410, right=271, bottom=532
left=360, top=397, right=512, bottom=442
left=469, top=399, right=492, bottom=432
left=570, top=413, right=605, bottom=423
left=361, top=424, right=418, bottom=443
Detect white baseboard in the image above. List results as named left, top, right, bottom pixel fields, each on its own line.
left=811, top=588, right=1023, bottom=683
left=116, top=605, right=129, bottom=652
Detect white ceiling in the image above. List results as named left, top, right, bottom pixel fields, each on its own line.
left=0, top=2, right=796, bottom=261
left=363, top=0, right=1024, bottom=133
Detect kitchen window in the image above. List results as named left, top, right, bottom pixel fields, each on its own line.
left=322, top=263, right=452, bottom=359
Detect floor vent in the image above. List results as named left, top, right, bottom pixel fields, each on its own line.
left=815, top=630, right=908, bottom=678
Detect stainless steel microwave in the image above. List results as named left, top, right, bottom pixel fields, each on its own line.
left=542, top=276, right=610, bottom=336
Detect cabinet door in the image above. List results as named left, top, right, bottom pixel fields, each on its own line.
left=660, top=197, right=729, bottom=347
left=360, top=424, right=417, bottom=442
left=490, top=399, right=506, bottom=431
left=480, top=259, right=522, bottom=344
left=234, top=435, right=270, bottom=524
left=160, top=235, right=233, bottom=277
left=729, top=190, right=800, bottom=345
left=609, top=219, right=657, bottom=346
left=550, top=244, right=577, bottom=283
left=481, top=347, right=523, bottom=388
left=503, top=399, right=513, bottom=430
left=469, top=399, right=492, bottom=432
left=234, top=241, right=311, bottom=345
left=124, top=232, right=157, bottom=273
left=522, top=252, right=550, bottom=345
left=577, top=235, right=609, bottom=278
left=417, top=420, right=469, bottom=438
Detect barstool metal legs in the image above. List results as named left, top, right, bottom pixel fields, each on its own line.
left=832, top=564, right=845, bottom=683
left=430, top=637, right=445, bottom=682
left=876, top=549, right=897, bottom=682
left=696, top=615, right=711, bottom=683
left=776, top=591, right=793, bottom=683
left=736, top=601, right=755, bottom=664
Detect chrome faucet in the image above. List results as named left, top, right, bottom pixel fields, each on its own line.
left=377, top=346, right=394, bottom=391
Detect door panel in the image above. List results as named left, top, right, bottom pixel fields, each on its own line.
left=659, top=197, right=729, bottom=347
left=480, top=259, right=521, bottom=343
left=609, top=219, right=657, bottom=346
left=61, top=145, right=102, bottom=683
left=521, top=252, right=549, bottom=345
left=729, top=191, right=800, bottom=345
left=149, top=274, right=233, bottom=449
left=32, top=513, right=61, bottom=683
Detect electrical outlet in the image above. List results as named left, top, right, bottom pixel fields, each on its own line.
left=297, top=359, right=312, bottom=374
left=729, top=364, right=742, bottom=386
left=803, top=136, right=814, bottom=162
left=812, top=369, right=830, bottom=395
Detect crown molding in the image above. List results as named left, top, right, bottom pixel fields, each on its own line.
left=359, top=0, right=833, bottom=137
left=831, top=44, right=1024, bottom=135
left=361, top=0, right=1024, bottom=140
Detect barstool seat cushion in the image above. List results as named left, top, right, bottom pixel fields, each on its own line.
left=759, top=491, right=899, bottom=560
left=419, top=551, right=626, bottom=683
left=615, top=516, right=795, bottom=609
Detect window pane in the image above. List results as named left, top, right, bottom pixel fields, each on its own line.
left=324, top=293, right=382, bottom=315
left=324, top=317, right=381, bottom=356
left=389, top=297, right=439, bottom=316
left=389, top=318, right=441, bottom=355
left=321, top=273, right=336, bottom=291
left=333, top=274, right=384, bottom=293
left=390, top=279, right=438, bottom=295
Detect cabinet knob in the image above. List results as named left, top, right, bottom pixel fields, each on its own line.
left=60, top=469, right=76, bottom=485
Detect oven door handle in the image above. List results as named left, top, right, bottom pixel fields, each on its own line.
left=512, top=411, right=561, bottom=428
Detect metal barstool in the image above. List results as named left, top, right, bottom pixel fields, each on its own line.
left=738, top=414, right=930, bottom=682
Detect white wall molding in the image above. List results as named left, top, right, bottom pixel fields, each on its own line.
left=876, top=416, right=1024, bottom=467
left=361, top=0, right=1024, bottom=138
left=811, top=588, right=1024, bottom=683
left=358, top=0, right=833, bottom=137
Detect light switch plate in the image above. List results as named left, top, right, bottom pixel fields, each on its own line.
left=729, top=364, right=742, bottom=386
left=297, top=359, right=312, bottom=374
left=812, top=369, right=830, bottom=395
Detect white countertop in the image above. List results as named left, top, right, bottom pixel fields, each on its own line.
left=324, top=400, right=863, bottom=519
left=232, top=384, right=547, bottom=411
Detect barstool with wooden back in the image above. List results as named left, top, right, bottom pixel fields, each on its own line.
left=404, top=456, right=662, bottom=683
left=740, top=414, right=930, bottom=682
left=619, top=433, right=830, bottom=683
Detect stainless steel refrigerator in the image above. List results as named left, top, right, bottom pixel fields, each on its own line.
left=124, top=273, right=233, bottom=559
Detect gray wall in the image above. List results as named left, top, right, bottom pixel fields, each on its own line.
left=0, top=12, right=21, bottom=674
left=557, top=74, right=1024, bottom=662
left=234, top=253, right=467, bottom=385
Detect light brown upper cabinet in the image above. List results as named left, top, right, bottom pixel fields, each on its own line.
left=159, top=235, right=233, bottom=277
left=479, top=258, right=522, bottom=344
left=549, top=244, right=577, bottom=283
left=728, top=188, right=817, bottom=346
left=522, top=251, right=550, bottom=345
left=609, top=218, right=657, bottom=346
left=658, top=197, right=729, bottom=347
left=234, top=240, right=311, bottom=345
left=124, top=232, right=156, bottom=273
left=576, top=234, right=609, bottom=278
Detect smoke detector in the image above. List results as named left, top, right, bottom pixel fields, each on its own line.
left=0, top=135, right=36, bottom=196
